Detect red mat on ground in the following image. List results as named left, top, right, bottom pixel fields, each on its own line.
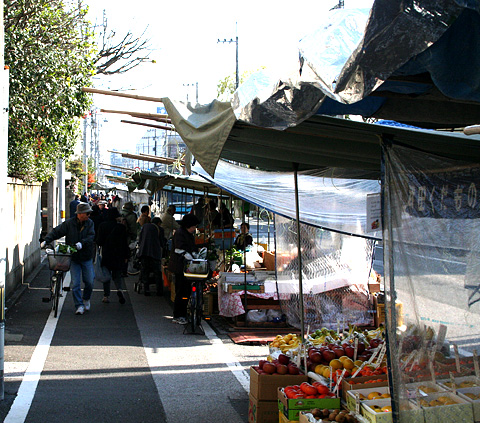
left=228, top=329, right=300, bottom=344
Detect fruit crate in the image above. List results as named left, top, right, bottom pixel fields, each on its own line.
left=413, top=391, right=474, bottom=423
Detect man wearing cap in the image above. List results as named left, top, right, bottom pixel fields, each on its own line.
left=41, top=202, right=96, bottom=315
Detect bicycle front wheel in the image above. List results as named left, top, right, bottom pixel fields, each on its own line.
left=53, top=272, right=62, bottom=317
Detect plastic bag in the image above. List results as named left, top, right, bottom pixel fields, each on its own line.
left=246, top=309, right=268, bottom=323
left=266, top=309, right=283, bottom=322
left=94, top=253, right=111, bottom=283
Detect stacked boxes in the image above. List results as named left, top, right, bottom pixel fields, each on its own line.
left=248, top=367, right=308, bottom=423
left=277, top=388, right=340, bottom=421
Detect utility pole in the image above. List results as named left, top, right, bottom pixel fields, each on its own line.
left=217, top=22, right=239, bottom=89
left=0, top=1, right=8, bottom=400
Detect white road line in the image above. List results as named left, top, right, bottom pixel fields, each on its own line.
left=4, top=273, right=70, bottom=423
left=203, top=322, right=250, bottom=392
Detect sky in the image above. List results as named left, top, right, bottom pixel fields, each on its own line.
left=84, top=0, right=374, bottom=158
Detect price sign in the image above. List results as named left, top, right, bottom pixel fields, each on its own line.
left=354, top=338, right=358, bottom=362
left=355, top=392, right=361, bottom=414
left=474, top=350, right=480, bottom=378
left=453, top=344, right=460, bottom=373
left=352, top=361, right=366, bottom=378
left=375, top=344, right=387, bottom=368
left=429, top=350, right=436, bottom=384
left=435, top=325, right=447, bottom=351
left=449, top=372, right=457, bottom=395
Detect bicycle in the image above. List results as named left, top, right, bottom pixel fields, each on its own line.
left=43, top=248, right=72, bottom=317
left=183, top=259, right=209, bottom=335
left=127, top=241, right=141, bottom=276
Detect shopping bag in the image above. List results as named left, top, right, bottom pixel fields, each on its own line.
left=94, top=252, right=111, bottom=283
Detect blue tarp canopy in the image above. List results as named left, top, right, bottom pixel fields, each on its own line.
left=233, top=0, right=480, bottom=130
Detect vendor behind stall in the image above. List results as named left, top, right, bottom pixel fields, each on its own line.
left=234, top=222, right=253, bottom=251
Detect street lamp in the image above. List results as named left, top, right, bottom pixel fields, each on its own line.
left=217, top=22, right=239, bottom=89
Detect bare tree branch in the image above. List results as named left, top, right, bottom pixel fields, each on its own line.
left=93, top=13, right=153, bottom=75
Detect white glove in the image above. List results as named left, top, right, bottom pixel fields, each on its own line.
left=40, top=241, right=46, bottom=249
left=75, top=242, right=82, bottom=250
left=184, top=252, right=194, bottom=261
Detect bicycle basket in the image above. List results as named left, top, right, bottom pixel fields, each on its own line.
left=47, top=252, right=72, bottom=271
left=184, top=259, right=209, bottom=278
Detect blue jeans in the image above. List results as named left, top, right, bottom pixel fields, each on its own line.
left=70, top=260, right=95, bottom=308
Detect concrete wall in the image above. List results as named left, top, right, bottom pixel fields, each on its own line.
left=6, top=177, right=42, bottom=299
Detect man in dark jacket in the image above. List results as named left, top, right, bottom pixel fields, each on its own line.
left=137, top=217, right=166, bottom=296
left=168, top=214, right=199, bottom=324
left=42, top=202, right=95, bottom=315
left=95, top=207, right=130, bottom=304
left=69, top=194, right=80, bottom=218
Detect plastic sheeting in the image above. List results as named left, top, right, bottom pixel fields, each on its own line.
left=383, top=143, right=480, bottom=422
left=193, top=160, right=381, bottom=239
left=233, top=0, right=480, bottom=129
left=275, top=215, right=375, bottom=330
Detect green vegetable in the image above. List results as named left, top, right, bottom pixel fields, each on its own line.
left=56, top=244, right=77, bottom=254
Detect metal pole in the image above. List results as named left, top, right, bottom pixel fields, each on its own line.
left=293, top=163, right=305, bottom=341
left=82, top=116, right=88, bottom=194
left=235, top=23, right=239, bottom=90
left=0, top=8, right=8, bottom=398
left=57, top=159, right=65, bottom=223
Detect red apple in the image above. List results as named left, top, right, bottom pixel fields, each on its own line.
left=322, top=349, right=336, bottom=362
left=288, top=364, right=300, bottom=375
left=344, top=345, right=355, bottom=358
left=278, top=354, right=290, bottom=365
left=258, top=360, right=267, bottom=370
left=276, top=364, right=288, bottom=375
left=357, top=341, right=366, bottom=354
left=263, top=362, right=276, bottom=374
left=333, top=347, right=345, bottom=358
left=311, top=351, right=323, bottom=364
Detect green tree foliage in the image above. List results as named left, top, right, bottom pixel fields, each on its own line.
left=4, top=0, right=96, bottom=182
left=217, top=69, right=264, bottom=102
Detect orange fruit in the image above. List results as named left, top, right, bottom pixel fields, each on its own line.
left=315, top=364, right=325, bottom=374
left=367, top=391, right=381, bottom=400
left=343, top=358, right=355, bottom=370
left=323, top=367, right=331, bottom=378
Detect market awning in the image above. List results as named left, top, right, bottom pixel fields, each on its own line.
left=233, top=1, right=480, bottom=130
left=163, top=100, right=480, bottom=179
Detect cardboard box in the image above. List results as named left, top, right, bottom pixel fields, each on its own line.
left=279, top=411, right=297, bottom=423
left=278, top=388, right=340, bottom=421
left=346, top=386, right=390, bottom=411
left=263, top=251, right=275, bottom=271
left=457, top=386, right=480, bottom=421
left=413, top=391, right=474, bottom=423
left=203, top=293, right=213, bottom=316
left=248, top=393, right=278, bottom=423
left=342, top=374, right=388, bottom=401
left=250, top=367, right=308, bottom=401
left=361, top=399, right=392, bottom=423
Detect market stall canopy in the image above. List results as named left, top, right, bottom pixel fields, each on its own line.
left=233, top=0, right=480, bottom=130
left=193, top=160, right=381, bottom=239
left=163, top=98, right=480, bottom=179
left=125, top=168, right=222, bottom=195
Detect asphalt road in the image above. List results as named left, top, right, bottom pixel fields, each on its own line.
left=0, top=258, right=268, bottom=422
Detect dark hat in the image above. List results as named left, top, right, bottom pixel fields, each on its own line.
left=76, top=202, right=93, bottom=214
left=123, top=201, right=134, bottom=211
left=180, top=214, right=200, bottom=228
left=107, top=207, right=120, bottom=220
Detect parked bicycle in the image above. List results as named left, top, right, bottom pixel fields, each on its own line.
left=43, top=245, right=73, bottom=317
left=183, top=259, right=210, bottom=334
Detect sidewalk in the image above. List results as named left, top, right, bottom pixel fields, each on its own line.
left=0, top=259, right=260, bottom=422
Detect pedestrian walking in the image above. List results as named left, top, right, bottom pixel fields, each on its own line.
left=137, top=217, right=167, bottom=296
left=121, top=201, right=138, bottom=243
left=137, top=205, right=151, bottom=229
left=41, top=202, right=95, bottom=315
left=160, top=205, right=180, bottom=241
left=69, top=194, right=80, bottom=218
left=95, top=207, right=129, bottom=304
left=168, top=214, right=200, bottom=324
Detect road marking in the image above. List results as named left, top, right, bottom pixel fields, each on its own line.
left=4, top=273, right=70, bottom=423
left=203, top=322, right=250, bottom=392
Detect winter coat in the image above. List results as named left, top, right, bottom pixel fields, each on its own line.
left=95, top=220, right=130, bottom=271
left=160, top=211, right=180, bottom=240
left=137, top=223, right=166, bottom=261
left=168, top=226, right=198, bottom=274
left=121, top=207, right=138, bottom=242
left=44, top=217, right=95, bottom=262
